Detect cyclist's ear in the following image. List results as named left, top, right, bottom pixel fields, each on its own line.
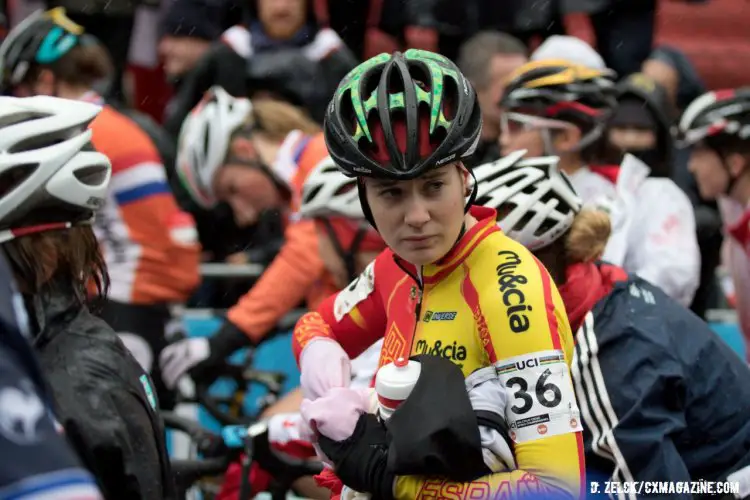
left=551, top=126, right=581, bottom=154
left=725, top=152, right=750, bottom=180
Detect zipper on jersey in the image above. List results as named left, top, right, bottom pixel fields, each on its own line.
left=392, top=256, right=424, bottom=358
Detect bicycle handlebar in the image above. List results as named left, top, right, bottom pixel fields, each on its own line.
left=162, top=411, right=212, bottom=441
left=171, top=456, right=231, bottom=488
left=194, top=367, right=287, bottom=426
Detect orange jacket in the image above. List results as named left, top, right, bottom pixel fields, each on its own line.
left=89, top=101, right=201, bottom=304
left=227, top=132, right=332, bottom=340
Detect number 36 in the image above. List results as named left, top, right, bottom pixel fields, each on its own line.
left=505, top=368, right=562, bottom=414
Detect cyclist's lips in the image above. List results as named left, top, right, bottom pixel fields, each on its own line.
left=402, top=235, right=435, bottom=247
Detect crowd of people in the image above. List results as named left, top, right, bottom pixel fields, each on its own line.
left=0, top=0, right=749, bottom=499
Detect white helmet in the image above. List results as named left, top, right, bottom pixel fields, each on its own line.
left=176, top=86, right=252, bottom=208
left=299, top=157, right=363, bottom=220
left=473, top=149, right=582, bottom=251
left=0, top=95, right=111, bottom=242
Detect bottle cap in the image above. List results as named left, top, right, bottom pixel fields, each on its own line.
left=375, top=357, right=421, bottom=411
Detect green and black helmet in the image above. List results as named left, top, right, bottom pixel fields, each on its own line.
left=324, top=49, right=482, bottom=180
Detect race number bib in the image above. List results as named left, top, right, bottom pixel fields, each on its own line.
left=495, top=350, right=581, bottom=443
left=334, top=261, right=375, bottom=322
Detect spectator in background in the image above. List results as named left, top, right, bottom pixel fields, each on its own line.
left=560, top=0, right=656, bottom=78
left=159, top=0, right=223, bottom=85
left=432, top=0, right=565, bottom=61
left=457, top=31, right=527, bottom=165
left=163, top=0, right=357, bottom=136
left=608, top=72, right=675, bottom=178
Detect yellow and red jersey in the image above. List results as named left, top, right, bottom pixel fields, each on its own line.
left=293, top=206, right=585, bottom=499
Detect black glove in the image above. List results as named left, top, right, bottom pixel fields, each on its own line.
left=318, top=413, right=395, bottom=500
left=189, top=320, right=252, bottom=382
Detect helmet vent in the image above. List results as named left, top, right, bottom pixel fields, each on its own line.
left=442, top=78, right=457, bottom=122
left=339, top=88, right=357, bottom=137
left=0, top=163, right=36, bottom=198
left=73, top=165, right=107, bottom=186
left=9, top=129, right=73, bottom=154
left=408, top=67, right=430, bottom=91
left=302, top=185, right=322, bottom=205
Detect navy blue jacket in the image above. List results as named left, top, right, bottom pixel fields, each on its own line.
left=576, top=275, right=750, bottom=499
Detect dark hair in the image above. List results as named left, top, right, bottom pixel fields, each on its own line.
left=3, top=226, right=109, bottom=307
left=457, top=31, right=528, bottom=90
left=25, top=39, right=113, bottom=88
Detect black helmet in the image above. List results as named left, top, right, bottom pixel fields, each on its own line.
left=324, top=49, right=482, bottom=180
left=0, top=8, right=86, bottom=93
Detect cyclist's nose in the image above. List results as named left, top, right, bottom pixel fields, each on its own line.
left=403, top=196, right=430, bottom=228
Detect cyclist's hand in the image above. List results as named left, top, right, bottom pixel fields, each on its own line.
left=299, top=339, right=352, bottom=400
left=301, top=387, right=370, bottom=442
left=317, top=413, right=395, bottom=500
left=159, top=337, right=210, bottom=388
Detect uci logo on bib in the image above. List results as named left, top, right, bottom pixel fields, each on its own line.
left=496, top=250, right=531, bottom=333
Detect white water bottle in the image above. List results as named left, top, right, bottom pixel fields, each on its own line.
left=375, top=357, right=421, bottom=421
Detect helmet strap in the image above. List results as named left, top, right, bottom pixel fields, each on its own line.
left=356, top=179, right=378, bottom=230
left=541, top=129, right=560, bottom=156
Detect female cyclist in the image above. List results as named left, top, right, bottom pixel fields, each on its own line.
left=0, top=95, right=174, bottom=498
left=473, top=150, right=750, bottom=498
left=217, top=160, right=386, bottom=500
left=499, top=59, right=701, bottom=307
left=677, top=88, right=750, bottom=361
left=292, top=49, right=584, bottom=499
left=0, top=7, right=202, bottom=410
left=161, top=87, right=333, bottom=387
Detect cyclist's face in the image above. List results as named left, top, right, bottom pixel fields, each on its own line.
left=158, top=36, right=211, bottom=79
left=608, top=126, right=657, bottom=151
left=499, top=113, right=547, bottom=157
left=364, top=164, right=467, bottom=266
left=257, top=0, right=306, bottom=40
left=688, top=146, right=729, bottom=200
left=214, top=164, right=282, bottom=226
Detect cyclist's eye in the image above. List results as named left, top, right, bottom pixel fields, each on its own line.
left=426, top=181, right=444, bottom=193
left=379, top=188, right=401, bottom=199
left=507, top=120, right=528, bottom=133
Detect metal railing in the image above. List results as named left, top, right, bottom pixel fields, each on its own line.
left=200, top=263, right=265, bottom=279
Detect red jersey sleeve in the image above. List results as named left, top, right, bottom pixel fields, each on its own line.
left=292, top=254, right=388, bottom=363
